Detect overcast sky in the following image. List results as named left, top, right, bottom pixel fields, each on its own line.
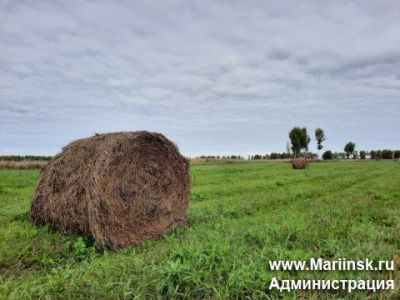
left=1, top=1, right=399, bottom=157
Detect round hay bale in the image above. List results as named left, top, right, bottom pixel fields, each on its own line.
left=30, top=131, right=190, bottom=248
left=291, top=158, right=309, bottom=169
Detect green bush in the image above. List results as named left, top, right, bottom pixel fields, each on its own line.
left=322, top=150, right=332, bottom=160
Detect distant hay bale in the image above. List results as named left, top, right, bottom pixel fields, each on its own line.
left=30, top=131, right=190, bottom=248
left=291, top=158, right=309, bottom=169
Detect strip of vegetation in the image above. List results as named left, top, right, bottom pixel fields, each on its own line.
left=0, top=156, right=52, bottom=161
left=0, top=160, right=48, bottom=169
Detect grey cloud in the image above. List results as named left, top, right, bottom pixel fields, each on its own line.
left=309, top=51, right=400, bottom=79
left=344, top=52, right=400, bottom=70
left=0, top=0, right=399, bottom=156
left=268, top=49, right=291, bottom=61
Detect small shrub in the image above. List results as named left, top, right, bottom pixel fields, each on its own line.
left=71, top=237, right=97, bottom=261
left=359, top=151, right=366, bottom=159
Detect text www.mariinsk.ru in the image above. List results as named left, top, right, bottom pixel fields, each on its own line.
left=268, top=258, right=396, bottom=293
left=269, top=258, right=394, bottom=271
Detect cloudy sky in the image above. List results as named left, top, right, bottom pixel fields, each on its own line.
left=1, top=1, right=399, bottom=157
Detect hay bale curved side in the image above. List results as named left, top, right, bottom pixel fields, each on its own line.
left=30, top=132, right=190, bottom=248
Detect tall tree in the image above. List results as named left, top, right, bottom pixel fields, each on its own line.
left=289, top=127, right=310, bottom=157
left=344, top=142, right=356, bottom=159
left=286, top=141, right=291, bottom=156
left=315, top=128, right=325, bottom=151
left=301, top=128, right=311, bottom=152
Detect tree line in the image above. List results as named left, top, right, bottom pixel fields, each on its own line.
left=248, top=152, right=318, bottom=160
left=288, top=127, right=399, bottom=160
left=0, top=155, right=53, bottom=161
left=196, top=155, right=244, bottom=160
left=4, top=130, right=398, bottom=162
left=248, top=127, right=322, bottom=160
left=322, top=149, right=400, bottom=160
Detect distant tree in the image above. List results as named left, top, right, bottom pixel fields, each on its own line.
left=289, top=127, right=302, bottom=157
left=344, top=142, right=356, bottom=159
left=381, top=149, right=393, bottom=159
left=359, top=151, right=366, bottom=159
left=322, top=150, right=332, bottom=160
left=270, top=152, right=279, bottom=159
left=370, top=150, right=376, bottom=159
left=302, top=128, right=311, bottom=153
left=394, top=150, right=400, bottom=159
left=289, top=127, right=310, bottom=157
left=286, top=141, right=291, bottom=156
left=253, top=154, right=262, bottom=160
left=315, top=128, right=325, bottom=151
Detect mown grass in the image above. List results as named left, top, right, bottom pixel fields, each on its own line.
left=0, top=161, right=399, bottom=299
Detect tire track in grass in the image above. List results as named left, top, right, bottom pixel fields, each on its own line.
left=189, top=164, right=392, bottom=226
left=190, top=164, right=397, bottom=228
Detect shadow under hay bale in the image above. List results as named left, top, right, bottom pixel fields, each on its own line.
left=291, top=158, right=309, bottom=169
left=30, top=131, right=190, bottom=248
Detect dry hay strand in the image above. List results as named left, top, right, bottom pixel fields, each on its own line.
left=291, top=158, right=309, bottom=169
left=30, top=131, right=190, bottom=248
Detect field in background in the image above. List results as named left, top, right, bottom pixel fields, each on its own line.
left=0, top=160, right=48, bottom=169
left=190, top=158, right=292, bottom=164
left=1, top=158, right=398, bottom=168
left=0, top=161, right=399, bottom=298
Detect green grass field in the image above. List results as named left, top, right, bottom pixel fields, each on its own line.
left=0, top=161, right=399, bottom=299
